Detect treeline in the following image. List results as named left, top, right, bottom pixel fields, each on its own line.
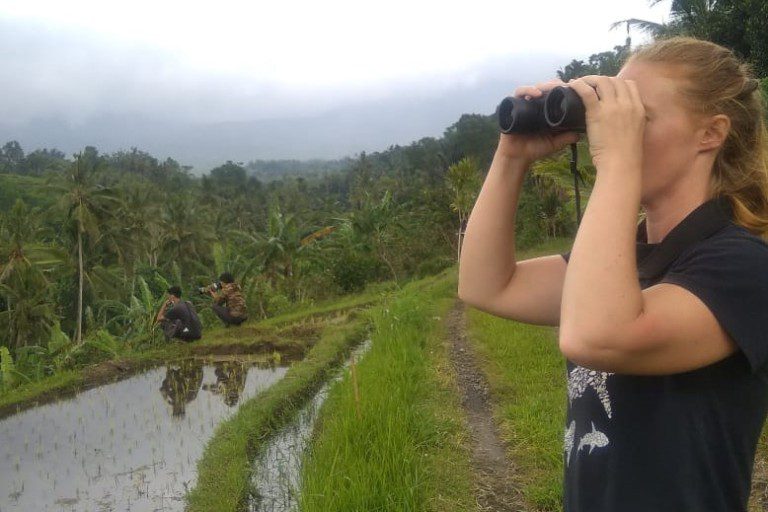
left=245, top=159, right=352, bottom=182
left=0, top=100, right=588, bottom=387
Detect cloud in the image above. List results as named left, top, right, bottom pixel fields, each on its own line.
left=0, top=20, right=297, bottom=125
left=0, top=0, right=669, bottom=170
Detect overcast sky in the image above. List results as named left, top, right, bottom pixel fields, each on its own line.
left=0, top=0, right=671, bottom=171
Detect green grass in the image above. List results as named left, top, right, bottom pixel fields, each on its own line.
left=256, top=280, right=398, bottom=328
left=517, top=236, right=573, bottom=260
left=464, top=237, right=573, bottom=511
left=466, top=311, right=566, bottom=511
left=298, top=270, right=474, bottom=512
left=186, top=315, right=370, bottom=512
left=0, top=369, right=80, bottom=412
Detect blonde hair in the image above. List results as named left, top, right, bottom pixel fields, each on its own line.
left=630, top=37, right=768, bottom=237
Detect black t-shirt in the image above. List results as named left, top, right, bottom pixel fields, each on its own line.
left=165, top=301, right=202, bottom=340
left=560, top=210, right=768, bottom=511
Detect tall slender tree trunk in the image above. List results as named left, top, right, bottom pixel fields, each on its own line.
left=456, top=213, right=465, bottom=262
left=76, top=228, right=83, bottom=345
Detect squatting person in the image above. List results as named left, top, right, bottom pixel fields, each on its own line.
left=208, top=272, right=248, bottom=326
left=458, top=37, right=768, bottom=512
left=156, top=286, right=202, bottom=342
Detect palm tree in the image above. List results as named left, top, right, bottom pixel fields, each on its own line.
left=612, top=0, right=724, bottom=42
left=445, top=157, right=481, bottom=261
left=0, top=201, right=63, bottom=350
left=0, top=199, right=64, bottom=284
left=109, top=182, right=163, bottom=282
left=0, top=262, right=57, bottom=350
left=160, top=194, right=215, bottom=277
left=49, top=153, right=117, bottom=344
left=335, top=191, right=405, bottom=283
left=530, top=146, right=595, bottom=237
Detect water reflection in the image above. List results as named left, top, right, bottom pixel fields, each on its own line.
left=160, top=361, right=204, bottom=417
left=202, top=361, right=248, bottom=407
left=0, top=361, right=288, bottom=512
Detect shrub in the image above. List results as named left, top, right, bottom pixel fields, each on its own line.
left=330, top=252, right=384, bottom=293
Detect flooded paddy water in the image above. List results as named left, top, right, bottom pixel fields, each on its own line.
left=0, top=359, right=288, bottom=512
left=249, top=340, right=371, bottom=512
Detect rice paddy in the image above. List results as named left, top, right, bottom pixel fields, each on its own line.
left=0, top=360, right=287, bottom=511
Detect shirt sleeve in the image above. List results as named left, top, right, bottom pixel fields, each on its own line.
left=661, top=235, right=768, bottom=372
left=165, top=304, right=181, bottom=322
left=218, top=286, right=231, bottom=306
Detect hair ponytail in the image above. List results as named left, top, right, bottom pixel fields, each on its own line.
left=631, top=37, right=768, bottom=237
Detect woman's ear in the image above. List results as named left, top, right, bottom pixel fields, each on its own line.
left=699, top=114, right=731, bottom=152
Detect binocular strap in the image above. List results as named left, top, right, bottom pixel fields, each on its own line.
left=636, top=196, right=733, bottom=285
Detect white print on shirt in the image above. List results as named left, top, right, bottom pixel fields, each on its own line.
left=567, top=366, right=614, bottom=419
left=565, top=365, right=614, bottom=463
left=577, top=422, right=610, bottom=454
left=564, top=420, right=576, bottom=467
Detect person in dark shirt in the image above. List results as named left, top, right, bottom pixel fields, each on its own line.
left=458, top=37, right=768, bottom=512
left=208, top=272, right=248, bottom=326
left=156, top=286, right=202, bottom=342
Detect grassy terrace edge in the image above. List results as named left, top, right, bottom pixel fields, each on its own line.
left=185, top=313, right=370, bottom=512
left=298, top=270, right=475, bottom=512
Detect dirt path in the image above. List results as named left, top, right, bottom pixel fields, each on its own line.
left=446, top=299, right=528, bottom=512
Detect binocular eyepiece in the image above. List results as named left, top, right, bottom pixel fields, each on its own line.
left=498, top=86, right=586, bottom=134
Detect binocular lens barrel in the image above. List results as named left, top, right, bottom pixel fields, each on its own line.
left=498, top=86, right=586, bottom=134
left=498, top=95, right=545, bottom=134
left=544, top=87, right=585, bottom=132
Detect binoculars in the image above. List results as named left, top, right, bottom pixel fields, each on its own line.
left=498, top=86, right=586, bottom=134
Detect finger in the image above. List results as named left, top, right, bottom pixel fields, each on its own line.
left=611, top=77, right=632, bottom=105
left=568, top=79, right=600, bottom=111
left=535, top=78, right=568, bottom=92
left=625, top=80, right=645, bottom=113
left=513, top=85, right=543, bottom=99
left=578, top=75, right=616, bottom=101
left=552, top=131, right=580, bottom=149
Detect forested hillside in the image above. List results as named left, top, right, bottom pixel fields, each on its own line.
left=1, top=0, right=765, bottom=390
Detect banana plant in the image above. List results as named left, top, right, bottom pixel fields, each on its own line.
left=101, top=275, right=168, bottom=343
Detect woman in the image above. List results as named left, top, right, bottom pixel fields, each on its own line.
left=458, top=37, right=768, bottom=511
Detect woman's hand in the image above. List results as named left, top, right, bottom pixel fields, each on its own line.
left=496, top=79, right=580, bottom=167
left=568, top=76, right=646, bottom=171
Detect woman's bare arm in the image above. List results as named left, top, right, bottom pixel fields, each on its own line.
left=457, top=81, right=578, bottom=326
left=458, top=150, right=568, bottom=326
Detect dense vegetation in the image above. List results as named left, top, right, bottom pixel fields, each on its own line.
left=0, top=110, right=591, bottom=393
left=1, top=0, right=765, bottom=404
